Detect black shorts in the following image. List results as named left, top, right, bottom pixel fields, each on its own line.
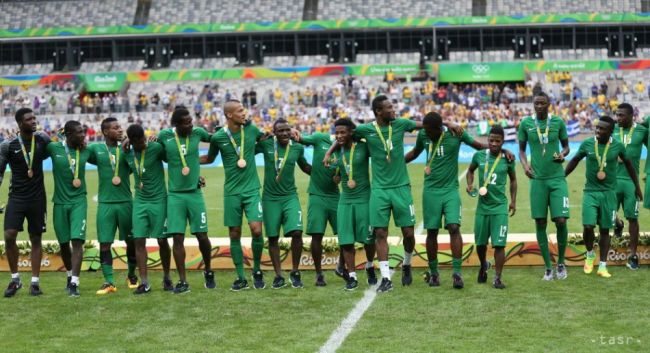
left=4, top=198, right=47, bottom=234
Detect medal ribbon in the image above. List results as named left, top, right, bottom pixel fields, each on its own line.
left=134, top=145, right=146, bottom=183
left=426, top=132, right=445, bottom=171
left=373, top=121, right=392, bottom=159
left=63, top=140, right=80, bottom=180
left=17, top=134, right=35, bottom=171
left=225, top=126, right=244, bottom=159
left=482, top=152, right=502, bottom=189
left=619, top=123, right=636, bottom=149
left=105, top=143, right=120, bottom=178
left=173, top=128, right=189, bottom=170
left=274, top=137, right=291, bottom=178
left=341, top=143, right=356, bottom=181
left=594, top=137, right=611, bottom=174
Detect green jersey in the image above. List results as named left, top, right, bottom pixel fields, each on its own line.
left=46, top=141, right=91, bottom=204
left=613, top=123, right=647, bottom=180
left=158, top=127, right=211, bottom=192
left=256, top=138, right=308, bottom=200
left=124, top=142, right=166, bottom=202
left=517, top=115, right=568, bottom=179
left=87, top=143, right=132, bottom=203
left=335, top=141, right=370, bottom=202
left=640, top=116, right=650, bottom=174
left=299, top=133, right=339, bottom=197
left=575, top=137, right=626, bottom=192
left=354, top=118, right=417, bottom=189
left=471, top=150, right=515, bottom=215
left=207, top=124, right=263, bottom=196
left=413, top=129, right=476, bottom=190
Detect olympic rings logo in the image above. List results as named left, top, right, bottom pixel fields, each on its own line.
left=471, top=64, right=490, bottom=74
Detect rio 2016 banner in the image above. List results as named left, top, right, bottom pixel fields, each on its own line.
left=1, top=240, right=648, bottom=272
left=2, top=59, right=650, bottom=89
left=1, top=12, right=649, bottom=38
left=0, top=63, right=427, bottom=89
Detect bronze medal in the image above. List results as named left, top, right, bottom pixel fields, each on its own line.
left=478, top=187, right=488, bottom=196
left=181, top=166, right=190, bottom=176
left=72, top=178, right=82, bottom=188
left=347, top=179, right=357, bottom=189
left=139, top=182, right=144, bottom=190
left=597, top=171, right=606, bottom=180
left=237, top=159, right=247, bottom=168
left=425, top=166, right=431, bottom=175
left=275, top=175, right=281, bottom=183
left=112, top=176, right=121, bottom=186
left=27, top=169, right=33, bottom=178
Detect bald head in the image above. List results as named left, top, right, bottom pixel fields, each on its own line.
left=224, top=99, right=246, bottom=126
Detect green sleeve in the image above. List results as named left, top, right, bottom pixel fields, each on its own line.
left=353, top=124, right=369, bottom=139
left=575, top=141, right=588, bottom=159
left=297, top=145, right=309, bottom=168
left=197, top=127, right=211, bottom=142
left=86, top=144, right=97, bottom=165
left=461, top=130, right=475, bottom=146
left=255, top=140, right=265, bottom=154
left=401, top=118, right=417, bottom=132
left=300, top=134, right=317, bottom=146
left=558, top=119, right=568, bottom=140
left=641, top=116, right=650, bottom=129
left=618, top=143, right=628, bottom=160
left=207, top=135, right=220, bottom=160
left=45, top=142, right=54, bottom=157
left=412, top=130, right=425, bottom=154
left=517, top=121, right=528, bottom=142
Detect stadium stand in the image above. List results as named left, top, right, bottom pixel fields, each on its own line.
left=148, top=0, right=304, bottom=25
left=317, top=0, right=471, bottom=20
left=0, top=0, right=137, bottom=28
left=485, top=0, right=642, bottom=15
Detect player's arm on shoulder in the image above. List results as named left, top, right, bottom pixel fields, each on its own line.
left=196, top=126, right=212, bottom=142
left=201, top=135, right=219, bottom=164
left=518, top=140, right=535, bottom=178
left=508, top=161, right=517, bottom=216
left=405, top=130, right=424, bottom=163
left=466, top=153, right=479, bottom=194
left=297, top=147, right=312, bottom=175
left=86, top=143, right=97, bottom=165
left=323, top=139, right=339, bottom=167
left=564, top=141, right=586, bottom=177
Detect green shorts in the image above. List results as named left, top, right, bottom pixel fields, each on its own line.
left=53, top=201, right=87, bottom=243
left=529, top=177, right=570, bottom=220
left=337, top=201, right=374, bottom=246
left=643, top=176, right=650, bottom=208
left=616, top=179, right=640, bottom=220
left=474, top=213, right=508, bottom=247
left=224, top=191, right=263, bottom=227
left=262, top=196, right=303, bottom=237
left=96, top=201, right=132, bottom=243
left=582, top=190, right=617, bottom=229
left=167, top=190, right=208, bottom=235
left=132, top=199, right=168, bottom=239
left=423, top=188, right=461, bottom=230
left=306, top=194, right=339, bottom=235
left=369, top=186, right=416, bottom=228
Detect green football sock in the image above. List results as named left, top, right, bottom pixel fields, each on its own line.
left=101, top=264, right=114, bottom=285
left=536, top=222, right=552, bottom=269
left=556, top=223, right=568, bottom=265
left=230, top=239, right=245, bottom=280
left=452, top=258, right=462, bottom=274
left=428, top=259, right=438, bottom=274
left=252, top=236, right=264, bottom=272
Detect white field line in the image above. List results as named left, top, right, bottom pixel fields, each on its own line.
left=318, top=271, right=393, bottom=353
